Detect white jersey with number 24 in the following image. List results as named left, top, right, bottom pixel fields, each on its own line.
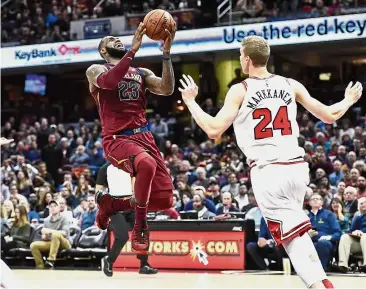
left=233, top=75, right=305, bottom=167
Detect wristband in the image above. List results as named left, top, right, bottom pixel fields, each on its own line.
left=163, top=56, right=171, bottom=61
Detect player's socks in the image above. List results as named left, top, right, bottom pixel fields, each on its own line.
left=282, top=234, right=328, bottom=288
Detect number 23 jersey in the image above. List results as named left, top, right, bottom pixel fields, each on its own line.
left=91, top=65, right=147, bottom=136
left=233, top=75, right=305, bottom=167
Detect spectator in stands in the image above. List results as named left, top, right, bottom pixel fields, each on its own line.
left=357, top=176, right=366, bottom=199
left=217, top=192, right=239, bottom=215
left=228, top=68, right=245, bottom=88
left=142, top=2, right=153, bottom=13
left=60, top=186, right=77, bottom=209
left=41, top=134, right=62, bottom=183
left=2, top=200, right=15, bottom=226
left=337, top=197, right=366, bottom=273
left=9, top=185, right=27, bottom=204
left=58, top=197, right=74, bottom=225
left=191, top=167, right=209, bottom=188
left=205, top=180, right=221, bottom=206
left=30, top=200, right=71, bottom=269
left=221, top=173, right=240, bottom=197
left=79, top=195, right=97, bottom=230
left=150, top=114, right=169, bottom=139
left=330, top=198, right=351, bottom=233
left=235, top=184, right=249, bottom=210
left=158, top=0, right=175, bottom=10
left=247, top=217, right=285, bottom=270
left=73, top=198, right=88, bottom=219
left=242, top=191, right=257, bottom=214
left=347, top=168, right=360, bottom=187
left=242, top=0, right=264, bottom=18
left=344, top=186, right=359, bottom=218
left=308, top=193, right=341, bottom=270
left=16, top=170, right=33, bottom=198
left=38, top=162, right=54, bottom=186
left=1, top=205, right=31, bottom=259
left=70, top=145, right=90, bottom=166
left=334, top=181, right=346, bottom=200
left=191, top=193, right=216, bottom=219
left=184, top=186, right=216, bottom=213
left=38, top=192, right=53, bottom=219
left=329, top=160, right=344, bottom=187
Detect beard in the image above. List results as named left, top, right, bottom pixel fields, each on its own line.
left=105, top=47, right=127, bottom=59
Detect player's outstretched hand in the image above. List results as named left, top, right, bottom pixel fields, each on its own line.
left=0, top=137, right=14, bottom=146
left=163, top=21, right=177, bottom=55
left=179, top=74, right=199, bottom=104
left=131, top=22, right=146, bottom=52
left=344, top=81, right=363, bottom=105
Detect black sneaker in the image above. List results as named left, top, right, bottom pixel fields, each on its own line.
left=139, top=265, right=158, bottom=274
left=101, top=256, right=113, bottom=277
left=336, top=265, right=349, bottom=274
left=360, top=265, right=366, bottom=273
left=45, top=260, right=54, bottom=269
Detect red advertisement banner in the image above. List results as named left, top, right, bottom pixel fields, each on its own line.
left=110, top=230, right=245, bottom=270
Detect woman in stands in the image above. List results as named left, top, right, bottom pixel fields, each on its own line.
left=330, top=198, right=351, bottom=234
left=2, top=200, right=15, bottom=227
left=1, top=205, right=31, bottom=259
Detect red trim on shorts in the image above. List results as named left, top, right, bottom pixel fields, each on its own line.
left=250, top=159, right=305, bottom=169
left=241, top=80, right=248, bottom=90
left=266, top=218, right=312, bottom=247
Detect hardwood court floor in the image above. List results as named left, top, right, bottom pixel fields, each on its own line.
left=14, top=269, right=365, bottom=288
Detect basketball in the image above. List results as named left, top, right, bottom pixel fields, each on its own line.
left=143, top=9, right=175, bottom=41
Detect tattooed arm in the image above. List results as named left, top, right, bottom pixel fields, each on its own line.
left=139, top=60, right=175, bottom=95
left=139, top=21, right=176, bottom=96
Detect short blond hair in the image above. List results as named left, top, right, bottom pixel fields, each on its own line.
left=241, top=36, right=270, bottom=67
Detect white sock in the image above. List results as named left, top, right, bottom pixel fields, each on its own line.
left=282, top=234, right=327, bottom=288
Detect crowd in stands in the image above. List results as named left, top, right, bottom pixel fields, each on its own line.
left=1, top=100, right=365, bottom=271
left=2, top=0, right=365, bottom=46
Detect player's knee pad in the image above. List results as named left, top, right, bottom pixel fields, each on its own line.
left=282, top=234, right=327, bottom=288
left=134, top=152, right=157, bottom=177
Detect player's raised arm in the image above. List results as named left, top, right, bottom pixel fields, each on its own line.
left=86, top=23, right=146, bottom=90
left=180, top=75, right=244, bottom=139
left=292, top=79, right=363, bottom=124
left=139, top=23, right=176, bottom=96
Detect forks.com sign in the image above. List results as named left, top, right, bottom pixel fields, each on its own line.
left=109, top=230, right=245, bottom=270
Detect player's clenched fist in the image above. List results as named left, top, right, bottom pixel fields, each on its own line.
left=179, top=74, right=199, bottom=104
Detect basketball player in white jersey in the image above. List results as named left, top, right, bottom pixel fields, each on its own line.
left=95, top=162, right=158, bottom=276
left=179, top=36, right=363, bottom=288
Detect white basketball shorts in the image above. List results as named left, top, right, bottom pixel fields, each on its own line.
left=250, top=160, right=312, bottom=246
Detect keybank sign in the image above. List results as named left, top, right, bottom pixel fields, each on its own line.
left=15, top=48, right=57, bottom=61
left=1, top=13, right=365, bottom=69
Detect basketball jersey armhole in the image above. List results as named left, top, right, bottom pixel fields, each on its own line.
left=241, top=80, right=248, bottom=90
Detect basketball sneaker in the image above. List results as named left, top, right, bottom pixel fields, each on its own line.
left=131, top=221, right=150, bottom=254
left=101, top=256, right=113, bottom=277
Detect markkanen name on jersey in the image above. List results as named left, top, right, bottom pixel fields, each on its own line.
left=247, top=89, right=292, bottom=109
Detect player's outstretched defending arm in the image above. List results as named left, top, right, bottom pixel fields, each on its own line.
left=292, top=79, right=363, bottom=124
left=179, top=75, right=244, bottom=139
left=86, top=23, right=146, bottom=90
left=139, top=23, right=177, bottom=96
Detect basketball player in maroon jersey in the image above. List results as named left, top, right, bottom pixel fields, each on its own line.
left=86, top=22, right=176, bottom=253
